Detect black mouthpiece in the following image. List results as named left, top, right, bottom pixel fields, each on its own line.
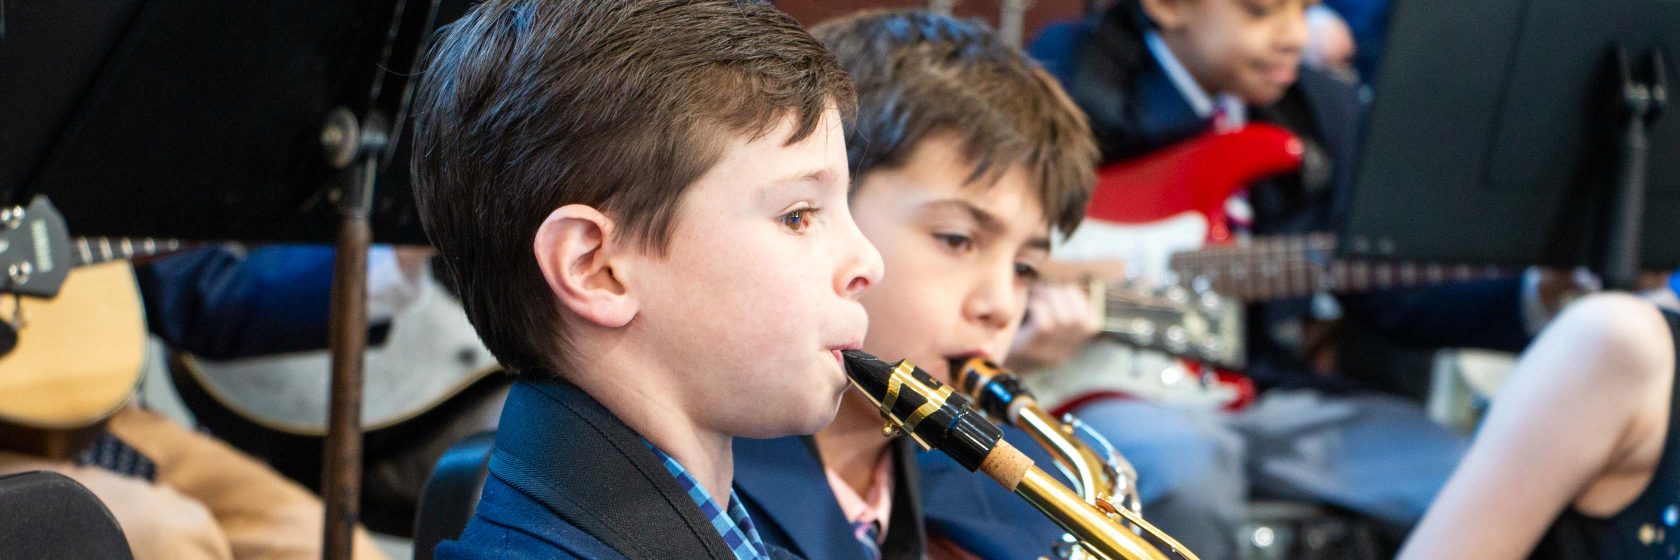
left=951, top=357, right=1034, bottom=421
left=840, top=349, right=1003, bottom=471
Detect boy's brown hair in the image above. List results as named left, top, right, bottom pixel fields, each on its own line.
left=810, top=10, right=1097, bottom=236
left=410, top=0, right=855, bottom=376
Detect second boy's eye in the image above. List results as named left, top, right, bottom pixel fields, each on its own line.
left=1014, top=262, right=1042, bottom=282
left=934, top=233, right=974, bottom=253
left=1239, top=0, right=1281, bottom=18
left=781, top=208, right=817, bottom=232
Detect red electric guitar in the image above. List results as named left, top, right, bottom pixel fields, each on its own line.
left=1032, top=124, right=1302, bottom=412
left=1036, top=124, right=1512, bottom=414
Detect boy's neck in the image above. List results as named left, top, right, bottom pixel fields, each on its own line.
left=1147, top=30, right=1220, bottom=114
left=573, top=353, right=736, bottom=508
left=815, top=392, right=898, bottom=495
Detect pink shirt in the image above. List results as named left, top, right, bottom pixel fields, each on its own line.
left=823, top=452, right=895, bottom=544
left=822, top=450, right=983, bottom=560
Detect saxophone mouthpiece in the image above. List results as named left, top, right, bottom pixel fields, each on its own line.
left=952, top=356, right=1036, bottom=421
left=839, top=349, right=1003, bottom=472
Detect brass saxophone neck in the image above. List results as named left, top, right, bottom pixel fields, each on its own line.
left=950, top=356, right=1200, bottom=560
left=839, top=350, right=1198, bottom=560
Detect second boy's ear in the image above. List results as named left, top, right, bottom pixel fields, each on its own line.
left=1138, top=0, right=1191, bottom=32
left=533, top=205, right=637, bottom=328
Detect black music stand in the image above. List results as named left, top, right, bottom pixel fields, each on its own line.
left=0, top=1, right=442, bottom=558
left=1340, top=0, right=1676, bottom=290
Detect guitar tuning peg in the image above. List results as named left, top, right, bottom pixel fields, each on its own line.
left=1158, top=285, right=1190, bottom=305
left=0, top=206, right=24, bottom=230
left=1198, top=291, right=1224, bottom=313
left=1128, top=318, right=1156, bottom=345
left=1164, top=325, right=1189, bottom=353
left=1190, top=275, right=1213, bottom=294
left=1199, top=339, right=1223, bottom=360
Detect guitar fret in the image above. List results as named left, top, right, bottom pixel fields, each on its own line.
left=1170, top=232, right=1513, bottom=305
left=76, top=239, right=92, bottom=268
left=64, top=236, right=180, bottom=268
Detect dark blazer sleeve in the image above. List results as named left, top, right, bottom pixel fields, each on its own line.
left=136, top=244, right=389, bottom=360
left=1339, top=278, right=1532, bottom=353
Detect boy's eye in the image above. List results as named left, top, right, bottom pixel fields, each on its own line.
left=1239, top=0, right=1280, bottom=17
left=781, top=208, right=817, bottom=232
left=934, top=233, right=974, bottom=253
left=1015, top=262, right=1042, bottom=282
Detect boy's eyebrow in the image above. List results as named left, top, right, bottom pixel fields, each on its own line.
left=767, top=168, right=836, bottom=189
left=924, top=199, right=1054, bottom=251
left=922, top=199, right=1002, bottom=232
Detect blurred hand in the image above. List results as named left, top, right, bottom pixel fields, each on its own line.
left=1534, top=267, right=1600, bottom=317
left=393, top=245, right=435, bottom=283
left=1006, top=283, right=1102, bottom=371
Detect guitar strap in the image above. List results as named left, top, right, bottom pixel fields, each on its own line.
left=76, top=431, right=157, bottom=482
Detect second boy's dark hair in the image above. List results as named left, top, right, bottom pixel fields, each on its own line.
left=811, top=10, right=1097, bottom=235
left=410, top=0, right=855, bottom=376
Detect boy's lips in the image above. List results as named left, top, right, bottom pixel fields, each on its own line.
left=938, top=349, right=993, bottom=377
left=829, top=342, right=863, bottom=365
left=1258, top=62, right=1298, bottom=87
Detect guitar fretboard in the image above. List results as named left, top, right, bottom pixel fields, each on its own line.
left=1168, top=233, right=1513, bottom=302
left=70, top=237, right=183, bottom=268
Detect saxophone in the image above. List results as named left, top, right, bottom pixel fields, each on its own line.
left=839, top=350, right=1198, bottom=560
left=954, top=356, right=1187, bottom=560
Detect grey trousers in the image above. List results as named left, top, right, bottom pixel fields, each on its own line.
left=1075, top=390, right=1469, bottom=560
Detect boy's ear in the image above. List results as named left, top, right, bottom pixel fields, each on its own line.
left=533, top=205, right=637, bottom=328
left=1139, top=0, right=1190, bottom=32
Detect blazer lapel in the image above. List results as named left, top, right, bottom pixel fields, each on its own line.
left=734, top=436, right=862, bottom=560
left=879, top=438, right=926, bottom=560
left=488, top=380, right=737, bottom=560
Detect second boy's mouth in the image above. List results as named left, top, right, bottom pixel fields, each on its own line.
left=935, top=349, right=993, bottom=380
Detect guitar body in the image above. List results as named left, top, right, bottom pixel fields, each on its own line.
left=0, top=262, right=146, bottom=431
left=177, top=274, right=499, bottom=436
left=166, top=275, right=505, bottom=535
left=1027, top=125, right=1302, bottom=411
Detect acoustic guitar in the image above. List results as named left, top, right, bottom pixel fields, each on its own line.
left=172, top=273, right=500, bottom=437
left=0, top=197, right=180, bottom=456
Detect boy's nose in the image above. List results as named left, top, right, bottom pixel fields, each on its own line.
left=838, top=226, right=884, bottom=298
left=963, top=264, right=1020, bottom=332
left=1276, top=6, right=1310, bottom=54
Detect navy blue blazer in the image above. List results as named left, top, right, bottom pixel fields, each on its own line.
left=439, top=380, right=791, bottom=560
left=1030, top=6, right=1531, bottom=396
left=136, top=244, right=391, bottom=359
left=734, top=424, right=1070, bottom=560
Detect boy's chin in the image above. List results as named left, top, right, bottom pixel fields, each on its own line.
left=734, top=394, right=845, bottom=439
left=771, top=407, right=842, bottom=438
left=1238, top=82, right=1291, bottom=107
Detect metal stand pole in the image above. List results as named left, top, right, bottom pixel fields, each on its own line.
left=319, top=108, right=388, bottom=560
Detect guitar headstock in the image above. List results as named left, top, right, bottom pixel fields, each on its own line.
left=0, top=197, right=74, bottom=299
left=0, top=196, right=183, bottom=299
left=1090, top=278, right=1246, bottom=369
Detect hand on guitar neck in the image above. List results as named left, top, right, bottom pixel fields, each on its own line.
left=1009, top=261, right=1128, bottom=371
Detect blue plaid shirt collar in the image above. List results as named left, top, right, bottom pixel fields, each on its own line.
left=644, top=441, right=771, bottom=560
